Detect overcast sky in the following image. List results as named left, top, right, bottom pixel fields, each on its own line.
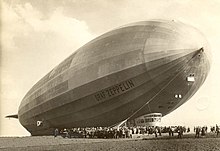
left=1, top=0, right=220, bottom=136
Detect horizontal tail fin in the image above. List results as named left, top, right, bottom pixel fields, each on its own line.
left=5, top=114, right=18, bottom=119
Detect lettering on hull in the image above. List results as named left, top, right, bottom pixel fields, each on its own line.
left=94, top=79, right=135, bottom=101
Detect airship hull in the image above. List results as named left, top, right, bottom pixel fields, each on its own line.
left=18, top=20, right=210, bottom=135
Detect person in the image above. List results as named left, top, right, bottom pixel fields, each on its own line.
left=129, top=128, right=133, bottom=138
left=158, top=127, right=162, bottom=136
left=195, top=127, right=200, bottom=138
left=168, top=127, right=173, bottom=136
left=171, top=127, right=174, bottom=136
left=154, top=127, right=158, bottom=137
left=177, top=126, right=183, bottom=138
left=201, top=127, right=206, bottom=136
left=211, top=126, right=215, bottom=133
left=67, top=129, right=71, bottom=138
left=216, top=124, right=219, bottom=136
left=205, top=126, right=208, bottom=133
left=54, top=128, right=59, bottom=138
left=187, top=127, right=190, bottom=133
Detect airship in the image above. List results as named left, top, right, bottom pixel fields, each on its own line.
left=7, top=20, right=211, bottom=136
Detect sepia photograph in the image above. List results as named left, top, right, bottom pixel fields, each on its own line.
left=1, top=0, right=220, bottom=150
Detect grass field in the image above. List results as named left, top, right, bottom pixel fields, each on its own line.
left=0, top=133, right=219, bottom=151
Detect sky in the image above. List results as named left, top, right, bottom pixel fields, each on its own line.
left=1, top=0, right=220, bottom=136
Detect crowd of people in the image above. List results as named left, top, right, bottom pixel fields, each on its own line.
left=54, top=124, right=219, bottom=139
left=194, top=124, right=220, bottom=138
left=194, top=126, right=208, bottom=138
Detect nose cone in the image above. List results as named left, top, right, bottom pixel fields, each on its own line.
left=142, top=20, right=211, bottom=73
left=128, top=21, right=211, bottom=120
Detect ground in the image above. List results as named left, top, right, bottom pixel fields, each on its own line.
left=0, top=133, right=220, bottom=151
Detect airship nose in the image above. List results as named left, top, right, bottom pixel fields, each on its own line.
left=200, top=47, right=204, bottom=52
left=142, top=20, right=211, bottom=74
left=192, top=47, right=204, bottom=58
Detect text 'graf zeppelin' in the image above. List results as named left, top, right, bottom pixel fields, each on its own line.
left=94, top=79, right=135, bottom=101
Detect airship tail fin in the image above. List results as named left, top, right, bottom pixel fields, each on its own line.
left=5, top=114, right=18, bottom=119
